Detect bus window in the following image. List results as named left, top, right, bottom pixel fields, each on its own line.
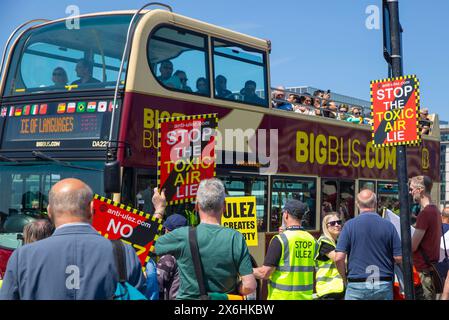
left=212, top=38, right=268, bottom=107
left=3, top=15, right=131, bottom=96
left=270, top=177, right=316, bottom=232
left=322, top=179, right=355, bottom=223
left=221, top=175, right=268, bottom=232
left=147, top=26, right=209, bottom=96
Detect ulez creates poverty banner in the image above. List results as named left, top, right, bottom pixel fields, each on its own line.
left=92, top=194, right=163, bottom=267
left=157, top=114, right=218, bottom=205
left=371, top=75, right=420, bottom=147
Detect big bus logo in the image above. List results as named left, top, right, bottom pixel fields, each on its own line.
left=143, top=108, right=184, bottom=149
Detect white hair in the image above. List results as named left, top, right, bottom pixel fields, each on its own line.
left=196, top=178, right=225, bottom=215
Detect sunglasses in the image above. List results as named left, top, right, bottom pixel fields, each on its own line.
left=53, top=72, right=64, bottom=76
left=327, top=220, right=342, bottom=227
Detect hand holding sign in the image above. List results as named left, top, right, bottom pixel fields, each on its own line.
left=153, top=187, right=167, bottom=219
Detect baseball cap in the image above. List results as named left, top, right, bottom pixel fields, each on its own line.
left=282, top=199, right=308, bottom=219
left=163, top=214, right=188, bottom=231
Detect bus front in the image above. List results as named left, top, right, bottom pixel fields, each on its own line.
left=0, top=12, right=133, bottom=270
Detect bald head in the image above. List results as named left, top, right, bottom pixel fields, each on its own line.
left=356, top=189, right=377, bottom=212
left=48, top=178, right=93, bottom=222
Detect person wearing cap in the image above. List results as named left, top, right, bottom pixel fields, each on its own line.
left=334, top=189, right=402, bottom=300
left=253, top=199, right=317, bottom=300
left=156, top=214, right=188, bottom=300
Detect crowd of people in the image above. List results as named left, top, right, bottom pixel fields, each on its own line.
left=271, top=86, right=434, bottom=135
left=0, top=175, right=448, bottom=300
left=271, top=86, right=372, bottom=125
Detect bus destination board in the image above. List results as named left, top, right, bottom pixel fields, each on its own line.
left=0, top=100, right=115, bottom=150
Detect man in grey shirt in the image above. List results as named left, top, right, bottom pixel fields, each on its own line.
left=0, top=178, right=145, bottom=300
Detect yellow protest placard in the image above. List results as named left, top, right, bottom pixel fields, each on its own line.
left=222, top=196, right=258, bottom=247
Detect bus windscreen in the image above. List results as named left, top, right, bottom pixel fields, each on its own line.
left=2, top=14, right=131, bottom=96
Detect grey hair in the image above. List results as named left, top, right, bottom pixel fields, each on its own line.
left=196, top=178, right=226, bottom=215
left=356, top=189, right=377, bottom=210
left=49, top=182, right=93, bottom=217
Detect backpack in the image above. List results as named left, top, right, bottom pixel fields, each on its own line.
left=111, top=240, right=147, bottom=300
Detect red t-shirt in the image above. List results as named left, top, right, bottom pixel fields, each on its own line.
left=413, top=204, right=442, bottom=272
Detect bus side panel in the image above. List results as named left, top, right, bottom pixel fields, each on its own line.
left=120, top=92, right=439, bottom=182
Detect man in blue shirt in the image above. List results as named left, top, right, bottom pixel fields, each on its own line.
left=335, top=189, right=402, bottom=300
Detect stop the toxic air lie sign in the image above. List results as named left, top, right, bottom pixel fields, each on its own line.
left=371, top=75, right=420, bottom=147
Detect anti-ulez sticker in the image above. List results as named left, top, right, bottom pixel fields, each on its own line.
left=92, top=194, right=163, bottom=267
left=371, top=75, right=420, bottom=147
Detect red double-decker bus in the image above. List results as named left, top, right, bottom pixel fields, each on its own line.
left=0, top=7, right=440, bottom=274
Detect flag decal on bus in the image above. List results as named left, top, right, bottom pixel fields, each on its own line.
left=31, top=104, right=38, bottom=115
left=67, top=102, right=76, bottom=113
left=57, top=103, right=66, bottom=114
left=87, top=102, right=96, bottom=112
left=39, top=104, right=47, bottom=115
left=76, top=102, right=86, bottom=113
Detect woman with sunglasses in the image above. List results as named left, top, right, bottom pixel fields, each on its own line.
left=314, top=212, right=345, bottom=299
left=51, top=67, right=68, bottom=89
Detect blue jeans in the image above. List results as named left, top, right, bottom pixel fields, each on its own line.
left=345, top=281, right=393, bottom=300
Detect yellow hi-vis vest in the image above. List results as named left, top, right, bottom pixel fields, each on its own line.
left=268, top=229, right=317, bottom=300
left=314, top=236, right=344, bottom=298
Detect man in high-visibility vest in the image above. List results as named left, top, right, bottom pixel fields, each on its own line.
left=253, top=199, right=317, bottom=300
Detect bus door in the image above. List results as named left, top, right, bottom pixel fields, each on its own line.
left=131, top=168, right=196, bottom=224
left=321, top=179, right=355, bottom=223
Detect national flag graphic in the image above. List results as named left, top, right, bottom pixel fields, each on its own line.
left=39, top=104, right=47, bottom=115
left=22, top=105, right=31, bottom=116
left=57, top=103, right=66, bottom=114
left=14, top=107, right=22, bottom=116
left=9, top=107, right=15, bottom=117
left=67, top=102, right=76, bottom=113
left=97, top=101, right=107, bottom=112
left=76, top=102, right=86, bottom=113
left=31, top=104, right=39, bottom=115
left=1, top=107, right=7, bottom=117
left=87, top=101, right=96, bottom=112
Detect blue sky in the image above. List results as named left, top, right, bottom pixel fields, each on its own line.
left=1, top=0, right=448, bottom=120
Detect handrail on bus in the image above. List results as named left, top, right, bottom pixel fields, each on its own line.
left=0, top=19, right=50, bottom=90
left=109, top=2, right=173, bottom=156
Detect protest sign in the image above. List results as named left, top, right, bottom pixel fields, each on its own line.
left=382, top=207, right=415, bottom=239
left=158, top=114, right=217, bottom=204
left=92, top=194, right=163, bottom=267
left=222, top=196, right=258, bottom=246
left=371, top=75, right=420, bottom=147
